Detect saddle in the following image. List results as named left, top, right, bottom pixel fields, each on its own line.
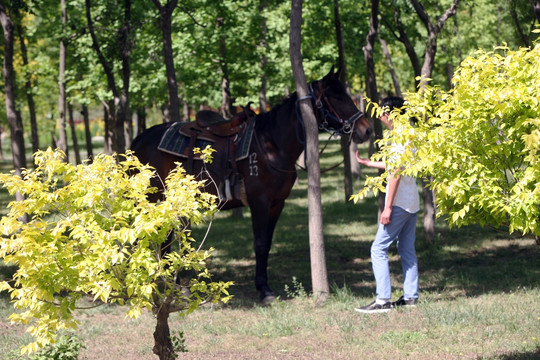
left=176, top=104, right=255, bottom=204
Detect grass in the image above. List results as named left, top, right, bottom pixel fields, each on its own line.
left=0, top=139, right=539, bottom=359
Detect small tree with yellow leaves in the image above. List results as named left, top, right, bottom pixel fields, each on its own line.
left=0, top=148, right=232, bottom=360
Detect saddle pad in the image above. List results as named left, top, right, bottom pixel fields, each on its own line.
left=158, top=122, right=213, bottom=160
left=157, top=120, right=255, bottom=161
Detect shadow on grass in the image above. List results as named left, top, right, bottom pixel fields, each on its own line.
left=191, top=190, right=540, bottom=309
left=497, top=348, right=540, bottom=360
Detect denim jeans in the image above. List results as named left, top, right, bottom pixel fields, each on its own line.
left=371, top=206, right=418, bottom=300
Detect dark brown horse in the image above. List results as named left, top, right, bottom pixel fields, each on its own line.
left=130, top=67, right=372, bottom=304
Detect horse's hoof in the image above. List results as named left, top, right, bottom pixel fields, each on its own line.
left=261, top=294, right=277, bottom=306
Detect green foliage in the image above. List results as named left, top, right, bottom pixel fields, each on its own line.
left=0, top=148, right=232, bottom=355
left=170, top=329, right=188, bottom=357
left=353, top=41, right=540, bottom=237
left=284, top=276, right=308, bottom=299
left=29, top=333, right=85, bottom=360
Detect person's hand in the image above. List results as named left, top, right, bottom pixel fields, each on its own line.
left=380, top=207, right=392, bottom=225
left=355, top=150, right=370, bottom=166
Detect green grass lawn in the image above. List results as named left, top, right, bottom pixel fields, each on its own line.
left=0, top=140, right=539, bottom=359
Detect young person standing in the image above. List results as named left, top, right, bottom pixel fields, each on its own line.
left=355, top=96, right=420, bottom=313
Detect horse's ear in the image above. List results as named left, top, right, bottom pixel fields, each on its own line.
left=323, top=65, right=337, bottom=82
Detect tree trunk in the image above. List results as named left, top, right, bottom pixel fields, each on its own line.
left=68, top=104, right=81, bottom=164
left=82, top=104, right=93, bottom=161
left=136, top=107, right=147, bottom=136
left=364, top=0, right=385, bottom=218
left=290, top=0, right=329, bottom=304
left=153, top=302, right=174, bottom=360
left=85, top=0, right=127, bottom=154
left=392, top=8, right=422, bottom=89
left=15, top=10, right=39, bottom=156
left=152, top=0, right=181, bottom=124
left=259, top=0, right=268, bottom=113
left=378, top=35, right=402, bottom=97
left=334, top=0, right=355, bottom=201
left=531, top=0, right=540, bottom=22
left=410, top=0, right=460, bottom=243
left=57, top=0, right=69, bottom=160
left=1, top=0, right=27, bottom=204
left=217, top=15, right=234, bottom=120
left=120, top=0, right=132, bottom=150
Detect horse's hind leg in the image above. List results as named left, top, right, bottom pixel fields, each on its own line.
left=250, top=200, right=285, bottom=304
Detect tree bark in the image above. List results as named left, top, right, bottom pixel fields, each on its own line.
left=120, top=0, right=132, bottom=149
left=82, top=104, right=93, bottom=161
left=58, top=0, right=69, bottom=160
left=258, top=0, right=268, bottom=113
left=14, top=9, right=39, bottom=156
left=68, top=104, right=81, bottom=164
left=409, top=0, right=460, bottom=243
left=1, top=0, right=27, bottom=207
left=153, top=302, right=174, bottom=360
left=531, top=0, right=540, bottom=22
left=290, top=0, right=329, bottom=304
left=217, top=15, right=234, bottom=119
left=378, top=35, right=402, bottom=97
left=334, top=0, right=355, bottom=201
left=152, top=0, right=181, bottom=123
left=85, top=0, right=127, bottom=154
left=136, top=107, right=147, bottom=136
left=364, top=0, right=385, bottom=218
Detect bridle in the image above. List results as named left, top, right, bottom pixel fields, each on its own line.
left=297, top=80, right=364, bottom=138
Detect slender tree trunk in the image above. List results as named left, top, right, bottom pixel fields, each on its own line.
left=334, top=0, right=355, bottom=201
left=1, top=0, right=27, bottom=204
left=290, top=0, right=329, bottom=304
left=181, top=100, right=190, bottom=121
left=58, top=0, right=69, bottom=160
left=259, top=0, right=268, bottom=113
left=217, top=15, right=234, bottom=119
left=120, top=0, right=132, bottom=149
left=379, top=35, right=402, bottom=97
left=136, top=107, right=147, bottom=136
left=15, top=10, right=39, bottom=156
left=531, top=0, right=540, bottom=22
left=152, top=0, right=181, bottom=123
left=82, top=104, right=93, bottom=160
left=85, top=0, right=126, bottom=154
left=364, top=0, right=385, bottom=218
left=409, top=0, right=460, bottom=243
left=103, top=104, right=111, bottom=154
left=0, top=127, right=5, bottom=160
left=67, top=104, right=81, bottom=164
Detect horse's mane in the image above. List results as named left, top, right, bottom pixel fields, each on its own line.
left=254, top=92, right=298, bottom=132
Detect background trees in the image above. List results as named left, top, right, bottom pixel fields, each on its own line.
left=1, top=1, right=539, bottom=236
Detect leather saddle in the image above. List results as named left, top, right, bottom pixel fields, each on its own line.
left=179, top=104, right=255, bottom=204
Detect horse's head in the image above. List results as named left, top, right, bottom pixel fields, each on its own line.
left=310, top=67, right=372, bottom=144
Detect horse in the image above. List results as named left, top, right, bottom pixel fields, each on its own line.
left=130, top=67, right=372, bottom=304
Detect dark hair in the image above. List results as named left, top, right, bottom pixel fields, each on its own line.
left=380, top=96, right=418, bottom=126
left=380, top=96, right=405, bottom=112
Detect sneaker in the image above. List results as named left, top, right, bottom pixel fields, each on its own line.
left=354, top=300, right=392, bottom=314
left=391, top=296, right=417, bottom=308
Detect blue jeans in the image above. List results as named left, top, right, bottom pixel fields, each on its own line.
left=371, top=206, right=418, bottom=300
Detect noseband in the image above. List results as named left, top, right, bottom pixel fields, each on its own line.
left=297, top=80, right=364, bottom=136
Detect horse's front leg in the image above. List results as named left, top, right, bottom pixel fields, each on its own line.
left=249, top=200, right=285, bottom=305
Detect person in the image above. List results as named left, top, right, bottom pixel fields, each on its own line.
left=355, top=96, right=420, bottom=314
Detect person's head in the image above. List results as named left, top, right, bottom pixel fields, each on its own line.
left=379, top=96, right=404, bottom=130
